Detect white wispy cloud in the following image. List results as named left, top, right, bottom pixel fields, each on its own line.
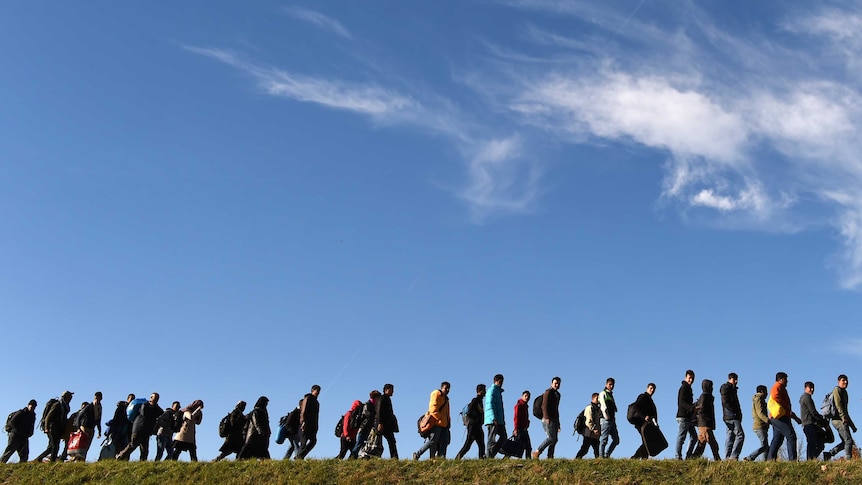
left=282, top=7, right=352, bottom=39
left=834, top=337, right=862, bottom=358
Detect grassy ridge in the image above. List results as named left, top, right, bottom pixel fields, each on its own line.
left=2, top=459, right=862, bottom=485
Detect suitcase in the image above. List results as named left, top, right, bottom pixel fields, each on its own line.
left=641, top=421, right=668, bottom=457
left=498, top=435, right=524, bottom=458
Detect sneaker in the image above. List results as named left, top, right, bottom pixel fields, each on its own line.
left=742, top=457, right=752, bottom=462
left=531, top=450, right=540, bottom=459
left=412, top=452, right=419, bottom=461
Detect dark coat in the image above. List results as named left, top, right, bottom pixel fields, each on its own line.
left=720, top=382, right=742, bottom=421
left=632, top=392, right=657, bottom=427
left=676, top=381, right=695, bottom=420
left=695, top=380, right=716, bottom=430
left=9, top=408, right=36, bottom=438
left=131, top=401, right=163, bottom=436
left=375, top=394, right=396, bottom=433
left=300, top=393, right=319, bottom=431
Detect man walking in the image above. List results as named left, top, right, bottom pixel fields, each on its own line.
left=599, top=377, right=620, bottom=458
left=116, top=392, right=162, bottom=461
left=514, top=390, right=532, bottom=459
left=455, top=384, right=485, bottom=459
left=485, top=374, right=506, bottom=458
left=33, top=390, right=72, bottom=462
left=631, top=383, right=658, bottom=459
left=767, top=372, right=801, bottom=461
left=296, top=385, right=321, bottom=459
left=575, top=393, right=602, bottom=459
left=799, top=381, right=825, bottom=460
left=533, top=377, right=561, bottom=459
left=1, top=400, right=37, bottom=463
left=413, top=382, right=451, bottom=460
left=720, top=372, right=745, bottom=460
left=375, top=383, right=399, bottom=459
left=824, top=374, right=856, bottom=461
left=676, top=370, right=697, bottom=460
left=743, top=385, right=770, bottom=461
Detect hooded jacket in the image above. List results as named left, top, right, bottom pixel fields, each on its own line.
left=484, top=384, right=505, bottom=425
left=695, top=379, right=716, bottom=429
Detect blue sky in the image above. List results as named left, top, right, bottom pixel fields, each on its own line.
left=2, top=0, right=862, bottom=461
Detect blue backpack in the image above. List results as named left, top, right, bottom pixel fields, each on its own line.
left=126, top=398, right=147, bottom=421
left=821, top=392, right=838, bottom=419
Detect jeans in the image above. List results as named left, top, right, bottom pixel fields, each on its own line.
left=746, top=427, right=769, bottom=461
left=600, top=419, right=619, bottom=458
left=828, top=420, right=855, bottom=459
left=415, top=426, right=444, bottom=459
left=802, top=424, right=824, bottom=460
left=723, top=419, right=745, bottom=459
left=537, top=420, right=559, bottom=458
left=456, top=423, right=485, bottom=459
left=486, top=423, right=507, bottom=458
left=154, top=433, right=173, bottom=461
left=675, top=418, right=697, bottom=459
left=767, top=417, right=797, bottom=461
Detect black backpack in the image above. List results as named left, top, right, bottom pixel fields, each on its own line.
left=218, top=413, right=232, bottom=438
left=4, top=410, right=20, bottom=433
left=532, top=394, right=544, bottom=420
left=154, top=409, right=173, bottom=433
left=39, top=398, right=60, bottom=432
left=574, top=410, right=587, bottom=435
left=350, top=403, right=369, bottom=431
left=334, top=414, right=345, bottom=438
left=171, top=411, right=184, bottom=432
left=284, top=408, right=300, bottom=434
left=626, top=401, right=641, bottom=425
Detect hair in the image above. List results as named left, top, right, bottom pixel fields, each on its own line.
left=171, top=401, right=181, bottom=410
left=150, top=392, right=160, bottom=403
left=728, top=372, right=738, bottom=380
left=591, top=392, right=600, bottom=399
left=182, top=400, right=204, bottom=413
left=756, top=385, right=768, bottom=394
left=127, top=394, right=135, bottom=402
left=647, top=383, right=657, bottom=390
left=685, top=370, right=695, bottom=378
left=522, top=390, right=531, bottom=398
left=494, top=374, right=504, bottom=383
left=476, top=384, right=486, bottom=393
left=383, top=383, right=394, bottom=392
left=28, top=399, right=37, bottom=408
left=551, top=376, right=561, bottom=384
left=441, top=381, right=451, bottom=389
left=311, top=384, right=321, bottom=392
left=775, top=372, right=788, bottom=381
left=369, top=390, right=381, bottom=400
left=606, top=377, right=615, bottom=385
left=838, top=374, right=848, bottom=381
left=804, top=381, right=815, bottom=389
left=94, top=392, right=102, bottom=399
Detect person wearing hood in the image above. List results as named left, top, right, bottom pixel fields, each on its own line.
left=692, top=379, right=721, bottom=460
left=239, top=397, right=270, bottom=460
left=215, top=401, right=247, bottom=461
left=338, top=400, right=363, bottom=459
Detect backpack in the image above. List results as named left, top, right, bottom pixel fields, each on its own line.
left=574, top=410, right=587, bottom=435
left=334, top=414, right=345, bottom=438
left=533, top=394, right=544, bottom=420
left=284, top=408, right=300, bottom=434
left=170, top=411, right=184, bottom=432
left=626, top=401, right=641, bottom=426
left=460, top=403, right=470, bottom=426
left=349, top=404, right=365, bottom=431
left=218, top=413, right=232, bottom=438
left=154, top=409, right=173, bottom=433
left=39, top=398, right=60, bottom=432
left=4, top=410, right=20, bottom=433
left=126, top=398, right=146, bottom=422
left=821, top=392, right=838, bottom=419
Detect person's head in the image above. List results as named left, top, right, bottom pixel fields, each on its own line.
left=369, top=390, right=381, bottom=401
left=684, top=370, right=695, bottom=384
left=61, top=390, right=74, bottom=403
left=127, top=394, right=136, bottom=403
left=476, top=384, right=487, bottom=396
left=521, top=391, right=531, bottom=402
left=254, top=396, right=269, bottom=409
left=80, top=401, right=88, bottom=409
left=702, top=379, right=713, bottom=394
left=605, top=378, right=615, bottom=390
left=383, top=383, right=394, bottom=396
left=775, top=372, right=788, bottom=386
left=756, top=385, right=768, bottom=396
left=94, top=392, right=102, bottom=403
left=551, top=377, right=561, bottom=390
left=184, top=399, right=204, bottom=412
left=646, top=383, right=656, bottom=395
left=804, top=381, right=815, bottom=395
left=441, top=382, right=451, bottom=395
left=728, top=372, right=738, bottom=384
left=591, top=392, right=600, bottom=404
left=171, top=401, right=181, bottom=411
left=236, top=400, right=247, bottom=412
left=838, top=374, right=849, bottom=389
left=27, top=400, right=37, bottom=412
left=494, top=374, right=504, bottom=385
left=311, top=385, right=321, bottom=396
left=149, top=392, right=160, bottom=405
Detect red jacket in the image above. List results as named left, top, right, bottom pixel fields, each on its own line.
left=514, top=398, right=530, bottom=430
left=343, top=400, right=362, bottom=440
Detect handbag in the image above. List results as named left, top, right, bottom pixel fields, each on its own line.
left=68, top=430, right=90, bottom=453
left=418, top=413, right=438, bottom=436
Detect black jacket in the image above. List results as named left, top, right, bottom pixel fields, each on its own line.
left=375, top=394, right=396, bottom=432
left=695, top=380, right=716, bottom=429
left=131, top=401, right=163, bottom=436
left=720, top=382, right=742, bottom=421
left=300, top=393, right=319, bottom=430
left=677, top=381, right=695, bottom=420
left=9, top=408, right=36, bottom=438
left=466, top=396, right=484, bottom=426
left=632, top=392, right=657, bottom=427
left=76, top=403, right=97, bottom=429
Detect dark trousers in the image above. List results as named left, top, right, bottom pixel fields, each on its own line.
left=117, top=432, right=149, bottom=461
left=576, top=435, right=600, bottom=459
left=337, top=437, right=354, bottom=459
left=381, top=430, right=398, bottom=459
left=34, top=427, right=62, bottom=462
left=803, top=424, right=824, bottom=460
left=297, top=428, right=318, bottom=459
left=1, top=435, right=29, bottom=463
left=456, top=423, right=485, bottom=459
left=486, top=423, right=507, bottom=458
left=170, top=440, right=198, bottom=461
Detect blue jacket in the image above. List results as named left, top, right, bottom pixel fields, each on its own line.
left=484, top=384, right=504, bottom=425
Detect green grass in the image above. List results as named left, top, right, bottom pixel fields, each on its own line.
left=2, top=459, right=862, bottom=485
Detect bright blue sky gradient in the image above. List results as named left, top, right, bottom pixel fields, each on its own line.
left=3, top=1, right=862, bottom=461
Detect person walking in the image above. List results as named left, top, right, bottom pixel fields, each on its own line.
left=824, top=374, right=856, bottom=461
left=720, top=373, right=744, bottom=460
left=455, top=384, right=486, bottom=459
left=675, top=370, right=697, bottom=460
left=599, top=378, right=620, bottom=458
left=533, top=377, right=561, bottom=459
left=799, top=381, right=826, bottom=461
left=514, top=390, right=533, bottom=459
left=413, top=382, right=451, bottom=460
left=1, top=400, right=37, bottom=463
left=375, top=384, right=399, bottom=459
left=766, top=372, right=801, bottom=461
left=691, top=379, right=721, bottom=461
left=631, top=383, right=658, bottom=460
left=485, top=374, right=506, bottom=458
left=214, top=401, right=247, bottom=461
left=170, top=400, right=204, bottom=461
left=575, top=393, right=602, bottom=459
left=238, top=397, right=271, bottom=460
left=743, top=385, right=770, bottom=461
left=296, top=385, right=321, bottom=460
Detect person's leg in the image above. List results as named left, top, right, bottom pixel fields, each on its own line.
left=707, top=430, right=721, bottom=460
left=546, top=421, right=559, bottom=458
left=684, top=421, right=698, bottom=459
left=415, top=427, right=441, bottom=459
left=189, top=444, right=198, bottom=462
left=575, top=438, right=590, bottom=458
left=383, top=431, right=398, bottom=459
left=675, top=418, right=687, bottom=459
left=606, top=420, right=619, bottom=457
left=730, top=420, right=745, bottom=459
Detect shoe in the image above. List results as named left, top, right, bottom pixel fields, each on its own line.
left=412, top=452, right=419, bottom=461
left=531, top=450, right=540, bottom=459
left=823, top=452, right=831, bottom=461
left=742, top=457, right=752, bottom=462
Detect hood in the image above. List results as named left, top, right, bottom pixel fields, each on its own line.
left=701, top=379, right=713, bottom=394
